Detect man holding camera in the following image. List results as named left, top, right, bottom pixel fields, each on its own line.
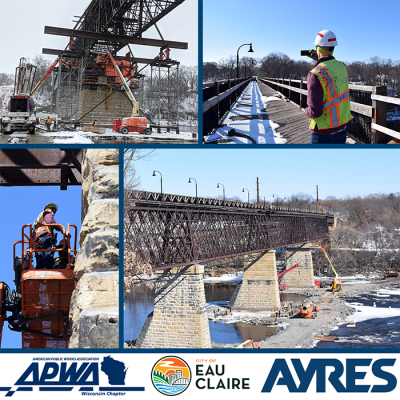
left=305, top=30, right=353, bottom=144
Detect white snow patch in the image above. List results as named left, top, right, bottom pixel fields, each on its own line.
left=203, top=272, right=243, bottom=283
left=346, top=303, right=400, bottom=323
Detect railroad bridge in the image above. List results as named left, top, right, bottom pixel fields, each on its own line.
left=125, top=191, right=334, bottom=348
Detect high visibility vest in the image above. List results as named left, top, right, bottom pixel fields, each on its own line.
left=34, top=211, right=54, bottom=239
left=309, top=59, right=353, bottom=130
left=46, top=118, right=51, bottom=124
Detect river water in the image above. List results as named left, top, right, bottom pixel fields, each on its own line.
left=124, top=283, right=305, bottom=344
left=317, top=285, right=400, bottom=349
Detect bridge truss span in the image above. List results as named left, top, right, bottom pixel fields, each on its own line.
left=125, top=191, right=332, bottom=271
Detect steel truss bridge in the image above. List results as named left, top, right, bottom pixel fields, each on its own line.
left=125, top=191, right=334, bottom=271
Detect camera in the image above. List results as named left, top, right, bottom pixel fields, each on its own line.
left=301, top=49, right=318, bottom=60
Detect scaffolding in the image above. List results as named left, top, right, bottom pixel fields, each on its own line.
left=50, top=56, right=84, bottom=120
left=150, top=59, right=180, bottom=128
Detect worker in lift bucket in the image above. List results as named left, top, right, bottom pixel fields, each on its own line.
left=306, top=30, right=353, bottom=144
left=33, top=203, right=63, bottom=269
left=54, top=238, right=73, bottom=269
left=46, top=116, right=52, bottom=131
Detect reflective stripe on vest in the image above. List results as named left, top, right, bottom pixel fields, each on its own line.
left=309, top=59, right=353, bottom=130
left=35, top=211, right=53, bottom=238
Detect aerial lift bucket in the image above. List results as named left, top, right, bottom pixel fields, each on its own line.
left=13, top=223, right=77, bottom=348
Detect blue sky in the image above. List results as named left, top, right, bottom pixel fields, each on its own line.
left=0, top=185, right=81, bottom=349
left=203, top=0, right=400, bottom=64
left=133, top=148, right=400, bottom=202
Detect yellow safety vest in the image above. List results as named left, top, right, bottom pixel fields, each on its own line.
left=309, top=59, right=353, bottom=130
left=34, top=211, right=54, bottom=238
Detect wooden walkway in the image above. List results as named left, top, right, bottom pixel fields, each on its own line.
left=257, top=81, right=311, bottom=144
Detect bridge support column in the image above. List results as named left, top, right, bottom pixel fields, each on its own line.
left=282, top=248, right=315, bottom=288
left=136, top=265, right=211, bottom=348
left=229, top=251, right=280, bottom=311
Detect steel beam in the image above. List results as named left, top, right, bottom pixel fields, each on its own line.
left=0, top=149, right=82, bottom=188
left=44, top=26, right=188, bottom=49
left=42, top=48, right=156, bottom=64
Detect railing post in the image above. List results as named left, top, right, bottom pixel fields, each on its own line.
left=288, top=79, right=291, bottom=102
left=300, top=80, right=304, bottom=108
left=371, top=86, right=387, bottom=144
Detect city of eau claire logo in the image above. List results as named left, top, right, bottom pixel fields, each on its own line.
left=151, top=356, right=191, bottom=395
left=0, top=355, right=145, bottom=397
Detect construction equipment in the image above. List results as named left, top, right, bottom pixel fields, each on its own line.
left=385, top=270, right=399, bottom=278
left=277, top=263, right=301, bottom=290
left=30, top=59, right=58, bottom=97
left=317, top=243, right=342, bottom=292
left=103, top=54, right=150, bottom=135
left=299, top=305, right=316, bottom=319
left=2, top=58, right=37, bottom=134
left=0, top=222, right=77, bottom=348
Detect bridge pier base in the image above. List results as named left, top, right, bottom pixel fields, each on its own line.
left=136, top=265, right=211, bottom=348
left=282, top=248, right=315, bottom=289
left=229, top=251, right=280, bottom=311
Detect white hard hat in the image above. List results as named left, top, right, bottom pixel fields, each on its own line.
left=314, top=30, right=338, bottom=47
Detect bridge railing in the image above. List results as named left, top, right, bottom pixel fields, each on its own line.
left=203, top=78, right=250, bottom=136
left=259, top=77, right=400, bottom=144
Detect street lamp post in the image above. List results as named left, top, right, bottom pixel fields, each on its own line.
left=217, top=183, right=225, bottom=201
left=188, top=177, right=198, bottom=204
left=237, top=43, right=254, bottom=79
left=152, top=170, right=163, bottom=197
left=242, top=188, right=249, bottom=204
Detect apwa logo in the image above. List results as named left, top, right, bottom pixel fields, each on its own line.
left=0, top=356, right=145, bottom=397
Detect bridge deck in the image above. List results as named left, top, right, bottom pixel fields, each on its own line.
left=205, top=81, right=311, bottom=144
left=257, top=81, right=311, bottom=144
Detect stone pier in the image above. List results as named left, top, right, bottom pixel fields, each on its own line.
left=281, top=247, right=315, bottom=289
left=136, top=265, right=211, bottom=348
left=229, top=251, right=280, bottom=311
left=69, top=149, right=119, bottom=348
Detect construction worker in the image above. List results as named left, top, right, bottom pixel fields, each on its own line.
left=306, top=30, right=353, bottom=144
left=46, top=115, right=52, bottom=131
left=34, top=203, right=63, bottom=269
left=92, top=119, right=98, bottom=127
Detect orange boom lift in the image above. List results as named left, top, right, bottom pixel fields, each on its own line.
left=1, top=222, right=77, bottom=348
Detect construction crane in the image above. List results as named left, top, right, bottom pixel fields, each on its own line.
left=317, top=243, right=342, bottom=292
left=2, top=58, right=37, bottom=134
left=277, top=263, right=301, bottom=290
left=104, top=53, right=150, bottom=135
left=0, top=222, right=77, bottom=348
left=30, top=59, right=59, bottom=97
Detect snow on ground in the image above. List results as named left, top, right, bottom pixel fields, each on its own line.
left=203, top=272, right=243, bottom=283
left=205, top=82, right=286, bottom=144
left=346, top=302, right=400, bottom=323
left=0, top=85, right=13, bottom=110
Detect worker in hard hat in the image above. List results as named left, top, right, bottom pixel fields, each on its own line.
left=92, top=119, right=97, bottom=127
left=306, top=30, right=353, bottom=144
left=46, top=116, right=52, bottom=131
left=33, top=203, right=64, bottom=269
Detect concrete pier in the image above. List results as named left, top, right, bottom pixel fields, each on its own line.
left=282, top=247, right=315, bottom=289
left=229, top=251, right=280, bottom=311
left=136, top=265, right=211, bottom=348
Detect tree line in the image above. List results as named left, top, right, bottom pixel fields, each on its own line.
left=204, top=52, right=400, bottom=95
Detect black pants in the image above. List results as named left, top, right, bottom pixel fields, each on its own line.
left=35, top=235, right=55, bottom=269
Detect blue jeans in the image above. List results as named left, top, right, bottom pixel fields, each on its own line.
left=311, top=126, right=347, bottom=144
left=35, top=235, right=55, bottom=269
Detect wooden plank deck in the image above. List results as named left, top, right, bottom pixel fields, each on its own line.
left=257, top=81, right=311, bottom=144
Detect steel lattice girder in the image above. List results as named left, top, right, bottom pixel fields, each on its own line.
left=125, top=206, right=330, bottom=271
left=69, top=0, right=186, bottom=55
left=0, top=149, right=82, bottom=188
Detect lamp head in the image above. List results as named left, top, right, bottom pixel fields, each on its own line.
left=248, top=43, right=254, bottom=53
left=152, top=171, right=156, bottom=176
left=217, top=183, right=220, bottom=188
left=188, top=178, right=191, bottom=183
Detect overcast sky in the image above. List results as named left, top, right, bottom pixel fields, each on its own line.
left=203, top=0, right=400, bottom=64
left=0, top=0, right=198, bottom=74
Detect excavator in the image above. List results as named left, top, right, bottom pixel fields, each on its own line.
left=317, top=243, right=342, bottom=293
left=0, top=222, right=77, bottom=348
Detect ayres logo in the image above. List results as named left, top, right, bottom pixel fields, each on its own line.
left=262, top=358, right=397, bottom=393
left=0, top=356, right=144, bottom=397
